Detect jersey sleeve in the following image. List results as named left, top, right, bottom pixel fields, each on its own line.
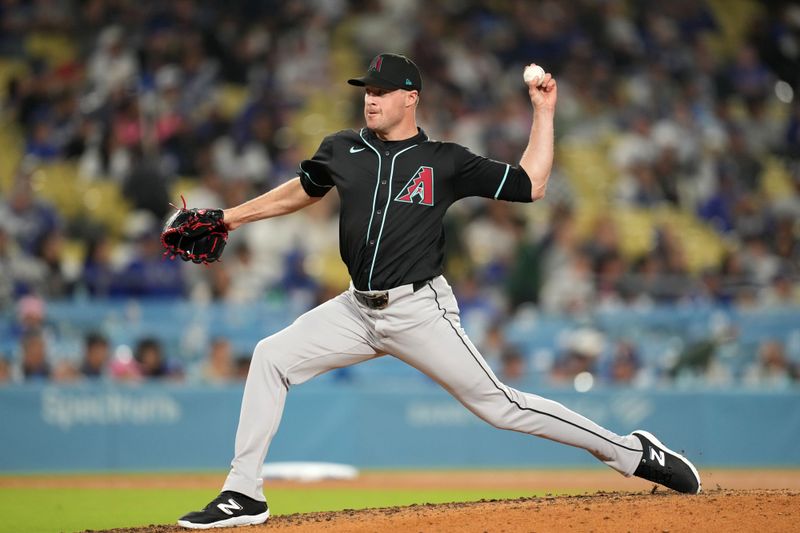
left=452, top=145, right=533, bottom=203
left=298, top=135, right=335, bottom=197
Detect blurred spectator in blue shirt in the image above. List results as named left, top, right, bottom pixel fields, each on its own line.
left=0, top=172, right=60, bottom=255
left=25, top=120, right=60, bottom=160
left=455, top=271, right=502, bottom=329
left=80, top=233, right=117, bottom=297
left=0, top=222, right=43, bottom=305
left=726, top=46, right=771, bottom=101
left=278, top=248, right=319, bottom=309
left=608, top=340, right=643, bottom=385
left=113, top=228, right=185, bottom=298
left=134, top=337, right=181, bottom=380
left=20, top=330, right=50, bottom=381
left=80, top=332, right=110, bottom=379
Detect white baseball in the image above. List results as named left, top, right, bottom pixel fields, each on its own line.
left=523, top=64, right=545, bottom=86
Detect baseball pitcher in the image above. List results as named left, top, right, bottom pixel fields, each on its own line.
left=172, top=53, right=701, bottom=529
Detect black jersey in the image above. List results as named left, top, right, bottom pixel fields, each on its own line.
left=298, top=127, right=533, bottom=291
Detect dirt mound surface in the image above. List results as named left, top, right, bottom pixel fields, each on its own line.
left=87, top=489, right=798, bottom=533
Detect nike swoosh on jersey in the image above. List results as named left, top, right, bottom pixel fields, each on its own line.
left=349, top=146, right=366, bottom=153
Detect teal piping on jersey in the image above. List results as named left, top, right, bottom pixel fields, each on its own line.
left=367, top=143, right=419, bottom=290
left=493, top=163, right=511, bottom=199
left=298, top=164, right=332, bottom=188
left=360, top=128, right=383, bottom=253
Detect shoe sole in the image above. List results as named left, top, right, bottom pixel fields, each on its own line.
left=633, top=430, right=702, bottom=494
left=177, top=510, right=270, bottom=529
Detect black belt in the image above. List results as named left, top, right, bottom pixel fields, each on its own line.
left=353, top=279, right=430, bottom=310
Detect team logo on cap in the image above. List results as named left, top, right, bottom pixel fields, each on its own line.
left=369, top=55, right=383, bottom=72
left=395, top=166, right=434, bottom=206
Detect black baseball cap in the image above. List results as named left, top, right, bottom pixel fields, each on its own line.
left=347, top=53, right=422, bottom=92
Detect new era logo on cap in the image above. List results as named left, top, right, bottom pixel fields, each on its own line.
left=348, top=53, right=422, bottom=92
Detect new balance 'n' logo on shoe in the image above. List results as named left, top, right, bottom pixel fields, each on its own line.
left=216, top=498, right=242, bottom=515
left=632, top=430, right=702, bottom=494
left=648, top=446, right=666, bottom=467
left=177, top=491, right=269, bottom=529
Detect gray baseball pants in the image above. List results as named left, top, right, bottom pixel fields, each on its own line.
left=223, top=276, right=643, bottom=500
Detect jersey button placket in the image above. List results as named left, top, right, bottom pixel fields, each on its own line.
left=374, top=156, right=388, bottom=251
left=365, top=147, right=391, bottom=290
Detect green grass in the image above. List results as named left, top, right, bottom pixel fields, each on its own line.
left=0, top=487, right=544, bottom=533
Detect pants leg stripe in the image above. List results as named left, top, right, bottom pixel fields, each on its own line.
left=426, top=282, right=641, bottom=454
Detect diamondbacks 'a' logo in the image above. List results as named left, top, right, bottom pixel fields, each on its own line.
left=649, top=447, right=666, bottom=467
left=369, top=55, right=383, bottom=72
left=395, top=166, right=434, bottom=206
left=217, top=499, right=243, bottom=516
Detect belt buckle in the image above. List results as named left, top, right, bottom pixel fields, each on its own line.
left=357, top=291, right=389, bottom=310
left=367, top=292, right=389, bottom=310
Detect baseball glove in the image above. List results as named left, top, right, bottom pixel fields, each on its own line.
left=161, top=197, right=228, bottom=264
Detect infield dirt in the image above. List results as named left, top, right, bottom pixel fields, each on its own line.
left=58, top=470, right=798, bottom=533
left=84, top=489, right=798, bottom=533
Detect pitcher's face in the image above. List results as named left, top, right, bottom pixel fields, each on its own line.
left=364, top=86, right=415, bottom=134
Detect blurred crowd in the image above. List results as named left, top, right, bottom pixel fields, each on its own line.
left=0, top=295, right=253, bottom=384
left=1, top=0, right=799, bottom=388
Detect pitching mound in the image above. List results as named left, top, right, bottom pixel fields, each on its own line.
left=91, top=489, right=798, bottom=533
